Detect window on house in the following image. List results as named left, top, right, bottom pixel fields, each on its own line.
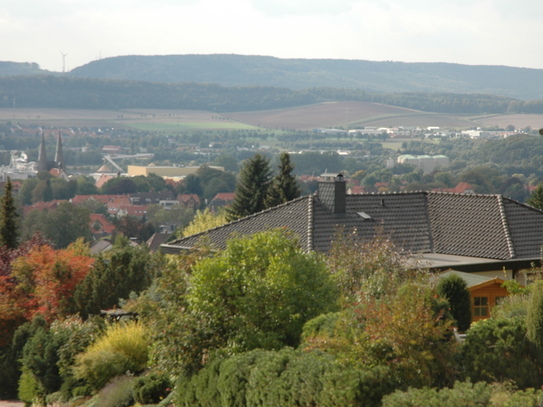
left=473, top=296, right=488, bottom=317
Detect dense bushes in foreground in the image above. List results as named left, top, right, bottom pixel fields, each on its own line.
left=381, top=381, right=543, bottom=407
left=175, top=348, right=395, bottom=407
left=5, top=228, right=543, bottom=406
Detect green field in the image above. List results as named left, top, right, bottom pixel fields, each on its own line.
left=123, top=121, right=260, bottom=132
left=1, top=106, right=542, bottom=132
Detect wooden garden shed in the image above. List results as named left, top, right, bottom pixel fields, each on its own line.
left=440, top=270, right=512, bottom=322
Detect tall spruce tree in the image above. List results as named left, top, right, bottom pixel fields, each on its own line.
left=0, top=178, right=19, bottom=249
left=227, top=153, right=272, bottom=221
left=266, top=152, right=301, bottom=208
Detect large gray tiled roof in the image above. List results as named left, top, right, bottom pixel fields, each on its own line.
left=162, top=184, right=543, bottom=263
left=163, top=196, right=313, bottom=252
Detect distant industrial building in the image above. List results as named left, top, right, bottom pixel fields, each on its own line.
left=387, top=155, right=450, bottom=174
left=127, top=165, right=225, bottom=180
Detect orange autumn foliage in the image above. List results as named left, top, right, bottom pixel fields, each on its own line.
left=10, top=239, right=94, bottom=322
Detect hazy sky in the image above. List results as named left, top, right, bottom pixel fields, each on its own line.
left=2, top=0, right=543, bottom=72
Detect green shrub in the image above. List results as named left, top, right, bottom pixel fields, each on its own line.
left=91, top=375, right=135, bottom=407
left=18, top=368, right=42, bottom=406
left=496, top=386, right=543, bottom=406
left=381, top=381, right=493, bottom=406
left=175, top=348, right=396, bottom=407
left=301, top=312, right=340, bottom=341
left=52, top=315, right=105, bottom=400
left=21, top=326, right=71, bottom=396
left=492, top=293, right=529, bottom=319
left=319, top=364, right=395, bottom=407
left=460, top=317, right=543, bottom=388
left=0, top=316, right=48, bottom=399
left=270, top=350, right=335, bottom=407
left=133, top=372, right=172, bottom=404
left=216, top=349, right=268, bottom=407
left=527, top=280, right=543, bottom=351
left=74, top=349, right=133, bottom=390
left=382, top=380, right=543, bottom=407
left=245, top=347, right=297, bottom=406
left=175, top=358, right=222, bottom=407
left=73, top=322, right=149, bottom=390
left=437, top=273, right=472, bottom=331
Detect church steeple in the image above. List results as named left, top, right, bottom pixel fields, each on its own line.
left=54, top=131, right=64, bottom=170
left=37, top=132, right=48, bottom=171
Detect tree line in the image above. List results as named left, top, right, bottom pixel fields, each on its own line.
left=2, top=75, right=543, bottom=114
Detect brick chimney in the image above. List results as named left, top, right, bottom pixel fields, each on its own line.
left=317, top=173, right=346, bottom=214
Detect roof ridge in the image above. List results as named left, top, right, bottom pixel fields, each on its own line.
left=428, top=191, right=500, bottom=198
left=502, top=194, right=543, bottom=214
left=497, top=194, right=516, bottom=259
left=346, top=190, right=502, bottom=198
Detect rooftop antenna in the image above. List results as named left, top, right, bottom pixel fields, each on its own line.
left=60, top=51, right=68, bottom=73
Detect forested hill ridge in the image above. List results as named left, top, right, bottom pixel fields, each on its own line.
left=66, top=54, right=543, bottom=100
left=0, top=61, right=55, bottom=77
left=3, top=55, right=543, bottom=101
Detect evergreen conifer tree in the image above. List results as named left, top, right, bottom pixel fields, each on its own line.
left=227, top=154, right=272, bottom=221
left=0, top=178, right=19, bottom=249
left=527, top=184, right=543, bottom=210
left=266, top=152, right=301, bottom=208
left=437, top=273, right=472, bottom=332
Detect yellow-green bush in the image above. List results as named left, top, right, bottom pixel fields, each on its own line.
left=73, top=322, right=149, bottom=390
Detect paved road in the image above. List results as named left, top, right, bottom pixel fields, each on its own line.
left=0, top=401, right=24, bottom=407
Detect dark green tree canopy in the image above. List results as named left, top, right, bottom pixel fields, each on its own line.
left=187, top=229, right=338, bottom=354
left=266, top=152, right=301, bottom=207
left=527, top=184, right=543, bottom=210
left=228, top=153, right=272, bottom=220
left=0, top=178, right=19, bottom=249
left=74, top=236, right=156, bottom=319
left=437, top=273, right=472, bottom=332
left=21, top=202, right=91, bottom=248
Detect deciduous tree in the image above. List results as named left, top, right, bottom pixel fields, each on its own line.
left=21, top=202, right=91, bottom=248
left=10, top=239, right=94, bottom=321
left=186, top=229, right=338, bottom=360
left=180, top=208, right=228, bottom=237
left=74, top=236, right=156, bottom=319
left=303, top=282, right=456, bottom=388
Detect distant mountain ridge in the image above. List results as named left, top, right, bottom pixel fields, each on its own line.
left=65, top=54, right=543, bottom=100
left=0, top=61, right=55, bottom=76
